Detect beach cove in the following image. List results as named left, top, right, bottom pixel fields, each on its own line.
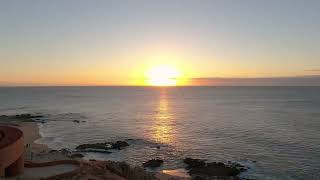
left=0, top=113, right=248, bottom=179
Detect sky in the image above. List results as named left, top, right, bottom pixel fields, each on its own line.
left=0, top=0, right=320, bottom=86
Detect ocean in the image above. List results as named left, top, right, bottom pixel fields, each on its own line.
left=0, top=86, right=319, bottom=179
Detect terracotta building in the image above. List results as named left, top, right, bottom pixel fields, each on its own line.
left=0, top=126, right=24, bottom=177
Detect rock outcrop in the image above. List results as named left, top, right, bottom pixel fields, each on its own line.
left=76, top=141, right=129, bottom=151
left=184, top=158, right=247, bottom=179
left=142, top=159, right=164, bottom=168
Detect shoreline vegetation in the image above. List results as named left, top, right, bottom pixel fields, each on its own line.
left=0, top=114, right=248, bottom=180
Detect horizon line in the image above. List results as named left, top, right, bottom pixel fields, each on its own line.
left=1, top=85, right=320, bottom=88
left=1, top=75, right=320, bottom=87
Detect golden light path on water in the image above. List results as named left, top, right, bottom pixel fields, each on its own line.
left=151, top=89, right=176, bottom=144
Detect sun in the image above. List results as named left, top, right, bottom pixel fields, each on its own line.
left=146, top=65, right=181, bottom=86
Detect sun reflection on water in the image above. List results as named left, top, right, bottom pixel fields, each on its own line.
left=152, top=89, right=176, bottom=144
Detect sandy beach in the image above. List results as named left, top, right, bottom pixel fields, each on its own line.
left=0, top=116, right=48, bottom=159
left=0, top=116, right=44, bottom=152
left=19, top=122, right=47, bottom=153
left=0, top=115, right=190, bottom=180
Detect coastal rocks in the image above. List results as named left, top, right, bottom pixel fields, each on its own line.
left=78, top=149, right=112, bottom=154
left=112, top=141, right=129, bottom=150
left=49, top=148, right=72, bottom=155
left=76, top=142, right=111, bottom=150
left=59, top=148, right=72, bottom=155
left=75, top=140, right=129, bottom=151
left=106, top=161, right=153, bottom=180
left=0, top=113, right=47, bottom=123
left=1, top=113, right=46, bottom=122
left=70, top=153, right=84, bottom=158
left=39, top=120, right=46, bottom=123
left=14, top=114, right=44, bottom=119
left=49, top=150, right=58, bottom=153
left=72, top=120, right=86, bottom=123
left=143, top=159, right=164, bottom=168
left=184, top=158, right=206, bottom=168
left=183, top=158, right=247, bottom=179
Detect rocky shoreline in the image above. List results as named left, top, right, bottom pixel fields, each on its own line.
left=0, top=113, right=250, bottom=180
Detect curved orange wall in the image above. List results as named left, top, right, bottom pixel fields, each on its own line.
left=0, top=126, right=24, bottom=177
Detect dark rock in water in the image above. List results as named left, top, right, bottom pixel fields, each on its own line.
left=183, top=158, right=247, bottom=178
left=78, top=149, right=112, bottom=154
left=59, top=148, right=71, bottom=154
left=76, top=142, right=113, bottom=150
left=9, top=114, right=44, bottom=122
left=112, top=141, right=129, bottom=150
left=184, top=158, right=206, bottom=168
left=192, top=176, right=206, bottom=180
left=143, top=159, right=164, bottom=168
left=15, top=114, right=44, bottom=119
left=73, top=120, right=80, bottom=123
left=16, top=114, right=30, bottom=117
left=70, top=153, right=84, bottom=158
left=75, top=140, right=129, bottom=151
left=156, top=146, right=160, bottom=149
left=49, top=150, right=58, bottom=153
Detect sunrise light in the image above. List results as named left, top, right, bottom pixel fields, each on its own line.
left=146, top=65, right=181, bottom=86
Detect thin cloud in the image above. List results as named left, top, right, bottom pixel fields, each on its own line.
left=305, top=69, right=320, bottom=72
left=190, top=76, right=320, bottom=86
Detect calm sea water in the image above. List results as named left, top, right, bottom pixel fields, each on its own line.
left=0, top=86, right=320, bottom=179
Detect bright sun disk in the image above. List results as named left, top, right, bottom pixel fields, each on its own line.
left=146, top=65, right=181, bottom=86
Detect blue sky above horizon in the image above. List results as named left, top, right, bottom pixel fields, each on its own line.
left=1, top=0, right=320, bottom=86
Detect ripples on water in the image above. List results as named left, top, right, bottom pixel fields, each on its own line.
left=1, top=86, right=320, bottom=179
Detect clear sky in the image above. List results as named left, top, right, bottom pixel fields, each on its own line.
left=1, top=0, right=320, bottom=86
